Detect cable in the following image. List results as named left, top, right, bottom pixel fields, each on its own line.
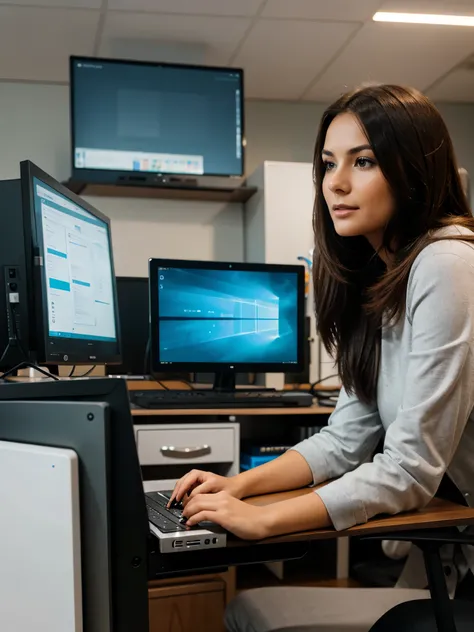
left=156, top=380, right=170, bottom=390
left=68, top=365, right=76, bottom=378
left=310, top=373, right=340, bottom=391
left=0, top=341, right=12, bottom=367
left=143, top=336, right=151, bottom=376
left=74, top=365, right=96, bottom=378
left=1, top=361, right=60, bottom=381
left=10, top=303, right=29, bottom=362
left=172, top=379, right=195, bottom=390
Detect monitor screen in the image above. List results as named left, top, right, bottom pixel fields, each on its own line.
left=21, top=161, right=121, bottom=365
left=149, top=259, right=304, bottom=375
left=70, top=57, right=244, bottom=178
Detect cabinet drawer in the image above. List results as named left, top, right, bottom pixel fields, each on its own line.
left=137, top=427, right=235, bottom=466
left=148, top=580, right=225, bottom=632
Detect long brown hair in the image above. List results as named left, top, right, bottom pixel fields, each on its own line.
left=313, top=84, right=474, bottom=403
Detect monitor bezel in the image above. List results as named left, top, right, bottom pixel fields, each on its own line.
left=69, top=55, right=246, bottom=181
left=20, top=160, right=122, bottom=365
left=149, top=258, right=305, bottom=375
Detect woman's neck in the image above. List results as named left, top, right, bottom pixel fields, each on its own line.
left=365, top=233, right=395, bottom=267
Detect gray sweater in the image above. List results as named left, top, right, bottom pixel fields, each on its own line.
left=293, top=226, right=474, bottom=534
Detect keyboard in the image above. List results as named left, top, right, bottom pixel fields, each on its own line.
left=146, top=491, right=199, bottom=533
left=130, top=389, right=314, bottom=409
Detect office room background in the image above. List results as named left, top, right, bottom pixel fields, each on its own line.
left=4, top=3, right=474, bottom=632
left=1, top=1, right=474, bottom=279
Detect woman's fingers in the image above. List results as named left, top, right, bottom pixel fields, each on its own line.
left=187, top=479, right=216, bottom=500
left=185, top=510, right=219, bottom=527
left=183, top=492, right=220, bottom=516
left=168, top=470, right=203, bottom=505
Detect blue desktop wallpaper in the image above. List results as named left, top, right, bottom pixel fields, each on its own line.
left=157, top=268, right=299, bottom=364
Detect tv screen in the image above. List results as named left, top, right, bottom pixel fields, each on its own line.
left=70, top=56, right=244, bottom=180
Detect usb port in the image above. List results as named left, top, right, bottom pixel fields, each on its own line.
left=187, top=540, right=201, bottom=547
left=172, top=540, right=183, bottom=548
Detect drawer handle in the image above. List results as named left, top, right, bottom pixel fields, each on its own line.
left=160, top=445, right=211, bottom=459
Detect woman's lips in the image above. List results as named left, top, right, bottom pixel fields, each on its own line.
left=332, top=205, right=359, bottom=218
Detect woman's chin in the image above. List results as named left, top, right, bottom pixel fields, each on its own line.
left=332, top=221, right=364, bottom=238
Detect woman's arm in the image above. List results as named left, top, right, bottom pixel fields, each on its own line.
left=316, top=246, right=474, bottom=531
left=235, top=390, right=383, bottom=498
left=174, top=393, right=383, bottom=506
left=234, top=449, right=314, bottom=498
left=173, top=387, right=383, bottom=505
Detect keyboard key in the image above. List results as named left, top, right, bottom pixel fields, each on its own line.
left=147, top=507, right=186, bottom=533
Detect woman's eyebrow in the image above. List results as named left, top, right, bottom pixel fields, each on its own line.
left=322, top=144, right=373, bottom=157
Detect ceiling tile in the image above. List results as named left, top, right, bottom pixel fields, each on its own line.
left=262, top=0, right=385, bottom=22
left=100, top=13, right=251, bottom=66
left=427, top=68, right=474, bottom=102
left=304, top=21, right=474, bottom=102
left=0, top=0, right=100, bottom=6
left=234, top=19, right=358, bottom=100
left=108, top=0, right=264, bottom=17
left=379, top=0, right=474, bottom=16
left=0, top=7, right=99, bottom=82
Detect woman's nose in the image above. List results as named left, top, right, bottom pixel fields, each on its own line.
left=328, top=169, right=351, bottom=194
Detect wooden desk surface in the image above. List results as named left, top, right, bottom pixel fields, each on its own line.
left=232, top=487, right=474, bottom=547
left=131, top=404, right=333, bottom=417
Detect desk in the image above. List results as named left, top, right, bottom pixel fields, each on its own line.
left=149, top=488, right=474, bottom=579
left=131, top=404, right=333, bottom=417
left=133, top=393, right=337, bottom=575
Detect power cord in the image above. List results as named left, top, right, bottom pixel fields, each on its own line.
left=72, top=365, right=97, bottom=378
left=0, top=341, right=12, bottom=366
left=1, top=361, right=60, bottom=381
left=143, top=336, right=151, bottom=377
left=310, top=373, right=340, bottom=390
left=144, top=335, right=196, bottom=390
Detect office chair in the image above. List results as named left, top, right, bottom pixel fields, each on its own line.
left=225, top=528, right=474, bottom=632
left=367, top=529, right=474, bottom=632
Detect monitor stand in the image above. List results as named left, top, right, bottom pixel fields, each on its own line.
left=212, top=371, right=274, bottom=393
left=212, top=371, right=236, bottom=393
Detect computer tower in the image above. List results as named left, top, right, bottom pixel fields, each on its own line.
left=0, top=378, right=149, bottom=632
left=0, top=179, right=33, bottom=369
left=107, top=276, right=149, bottom=376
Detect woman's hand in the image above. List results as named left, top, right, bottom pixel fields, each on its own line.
left=182, top=491, right=270, bottom=540
left=168, top=470, right=243, bottom=507
left=182, top=490, right=332, bottom=540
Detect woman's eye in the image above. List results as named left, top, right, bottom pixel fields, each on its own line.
left=356, top=157, right=374, bottom=168
left=323, top=161, right=335, bottom=171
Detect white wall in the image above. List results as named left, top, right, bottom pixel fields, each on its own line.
left=1, top=82, right=474, bottom=273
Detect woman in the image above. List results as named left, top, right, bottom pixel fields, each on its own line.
left=169, top=84, right=474, bottom=585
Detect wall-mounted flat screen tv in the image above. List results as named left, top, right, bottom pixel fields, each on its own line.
left=70, top=56, right=245, bottom=183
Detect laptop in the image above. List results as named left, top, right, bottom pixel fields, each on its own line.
left=146, top=490, right=227, bottom=553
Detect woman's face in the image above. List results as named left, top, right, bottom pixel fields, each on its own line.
left=322, top=112, right=395, bottom=252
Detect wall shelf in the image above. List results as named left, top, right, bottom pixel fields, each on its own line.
left=63, top=180, right=258, bottom=203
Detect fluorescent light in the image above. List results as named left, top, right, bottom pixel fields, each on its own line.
left=373, top=12, right=474, bottom=27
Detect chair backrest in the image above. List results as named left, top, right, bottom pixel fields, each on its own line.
left=369, top=598, right=474, bottom=632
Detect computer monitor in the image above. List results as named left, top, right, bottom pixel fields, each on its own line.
left=20, top=160, right=121, bottom=366
left=149, top=258, right=305, bottom=390
left=70, top=56, right=245, bottom=182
